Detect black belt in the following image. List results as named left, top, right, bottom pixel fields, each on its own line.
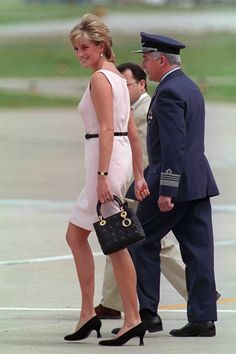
left=85, top=132, right=128, bottom=139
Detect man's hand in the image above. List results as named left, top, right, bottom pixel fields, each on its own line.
left=158, top=196, right=174, bottom=212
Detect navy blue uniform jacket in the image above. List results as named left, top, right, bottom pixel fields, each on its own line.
left=127, top=69, right=219, bottom=203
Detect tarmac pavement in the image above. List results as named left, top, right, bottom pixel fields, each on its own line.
left=1, top=11, right=236, bottom=37
left=0, top=103, right=236, bottom=353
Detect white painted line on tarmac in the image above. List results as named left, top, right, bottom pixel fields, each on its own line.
left=1, top=199, right=236, bottom=213
left=0, top=238, right=235, bottom=266
left=0, top=307, right=80, bottom=311
left=213, top=204, right=236, bottom=213
left=0, top=307, right=235, bottom=313
left=0, top=255, right=73, bottom=265
left=0, top=237, right=235, bottom=266
left=215, top=240, right=236, bottom=246
left=0, top=252, right=103, bottom=266
left=0, top=199, right=72, bottom=209
left=0, top=199, right=235, bottom=266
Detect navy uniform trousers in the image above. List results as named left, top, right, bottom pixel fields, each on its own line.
left=129, top=197, right=217, bottom=322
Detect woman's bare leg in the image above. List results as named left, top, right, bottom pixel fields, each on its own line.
left=110, top=249, right=141, bottom=335
left=66, top=222, right=96, bottom=330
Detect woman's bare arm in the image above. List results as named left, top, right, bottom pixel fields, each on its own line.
left=90, top=72, right=114, bottom=203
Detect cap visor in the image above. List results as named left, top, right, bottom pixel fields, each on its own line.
left=132, top=49, right=145, bottom=53
left=132, top=47, right=158, bottom=54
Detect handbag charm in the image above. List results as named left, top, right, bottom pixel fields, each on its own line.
left=99, top=209, right=131, bottom=227
left=93, top=195, right=146, bottom=255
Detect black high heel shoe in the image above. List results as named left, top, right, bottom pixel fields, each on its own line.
left=99, top=323, right=146, bottom=346
left=64, top=315, right=102, bottom=341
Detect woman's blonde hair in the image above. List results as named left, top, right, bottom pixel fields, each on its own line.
left=69, top=13, right=115, bottom=62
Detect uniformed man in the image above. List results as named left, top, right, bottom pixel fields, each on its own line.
left=126, top=32, right=219, bottom=337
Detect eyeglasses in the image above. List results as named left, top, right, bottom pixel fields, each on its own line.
left=126, top=80, right=138, bottom=87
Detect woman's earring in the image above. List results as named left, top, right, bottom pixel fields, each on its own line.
left=100, top=53, right=103, bottom=57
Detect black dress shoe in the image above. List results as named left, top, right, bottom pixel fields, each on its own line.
left=99, top=323, right=146, bottom=346
left=111, top=309, right=163, bottom=334
left=140, top=309, right=163, bottom=333
left=111, top=327, right=121, bottom=335
left=169, top=321, right=216, bottom=337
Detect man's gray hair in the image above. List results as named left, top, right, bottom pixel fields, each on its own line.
left=152, top=51, right=181, bottom=65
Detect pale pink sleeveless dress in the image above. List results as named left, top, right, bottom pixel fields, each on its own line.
left=69, top=69, right=132, bottom=231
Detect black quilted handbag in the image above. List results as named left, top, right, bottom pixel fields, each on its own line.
left=93, top=195, right=146, bottom=255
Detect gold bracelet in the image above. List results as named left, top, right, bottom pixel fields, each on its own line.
left=98, top=171, right=108, bottom=176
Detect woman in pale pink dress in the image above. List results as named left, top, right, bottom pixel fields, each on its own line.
left=64, top=13, right=149, bottom=346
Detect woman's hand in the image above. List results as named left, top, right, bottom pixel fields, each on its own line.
left=134, top=178, right=150, bottom=201
left=97, top=176, right=114, bottom=204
